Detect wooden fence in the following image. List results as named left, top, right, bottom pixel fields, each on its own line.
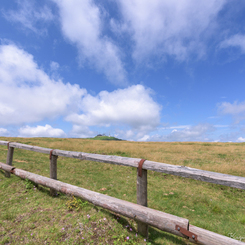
left=0, top=140, right=244, bottom=245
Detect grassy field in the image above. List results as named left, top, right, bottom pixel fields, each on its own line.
left=0, top=137, right=245, bottom=244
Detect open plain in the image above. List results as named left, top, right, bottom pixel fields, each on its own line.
left=0, top=137, right=245, bottom=244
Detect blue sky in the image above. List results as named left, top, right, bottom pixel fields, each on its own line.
left=1, top=0, right=245, bottom=142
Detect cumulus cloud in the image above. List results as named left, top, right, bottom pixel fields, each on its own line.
left=66, top=85, right=161, bottom=137
left=138, top=135, right=150, bottom=141
left=220, top=34, right=245, bottom=53
left=19, top=124, right=66, bottom=137
left=0, top=44, right=86, bottom=126
left=113, top=129, right=135, bottom=141
left=116, top=0, right=226, bottom=62
left=168, top=124, right=215, bottom=141
left=217, top=101, right=245, bottom=123
left=150, top=124, right=215, bottom=142
left=2, top=0, right=54, bottom=35
left=0, top=44, right=162, bottom=139
left=52, top=0, right=127, bottom=85
left=69, top=125, right=94, bottom=138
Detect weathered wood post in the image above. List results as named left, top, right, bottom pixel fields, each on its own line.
left=49, top=150, right=58, bottom=196
left=137, top=159, right=148, bottom=238
left=5, top=143, right=14, bottom=177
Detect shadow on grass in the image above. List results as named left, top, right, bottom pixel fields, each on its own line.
left=36, top=184, right=55, bottom=196
left=98, top=208, right=188, bottom=245
left=148, top=227, right=188, bottom=245
left=0, top=169, right=5, bottom=176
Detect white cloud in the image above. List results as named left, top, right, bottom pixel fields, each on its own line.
left=218, top=101, right=245, bottom=115
left=165, top=124, right=215, bottom=141
left=3, top=0, right=54, bottom=35
left=150, top=123, right=215, bottom=142
left=0, top=44, right=86, bottom=126
left=220, top=34, right=245, bottom=53
left=6, top=1, right=227, bottom=83
left=52, top=0, right=127, bottom=85
left=116, top=0, right=226, bottom=62
left=69, top=125, right=94, bottom=138
left=237, top=137, right=245, bottom=142
left=19, top=124, right=66, bottom=137
left=138, top=135, right=150, bottom=141
left=113, top=129, right=135, bottom=141
left=218, top=101, right=245, bottom=123
left=0, top=44, right=161, bottom=139
left=66, top=84, right=161, bottom=137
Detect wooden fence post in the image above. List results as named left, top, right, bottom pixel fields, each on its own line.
left=5, top=146, right=14, bottom=178
left=137, top=160, right=148, bottom=238
left=50, top=154, right=58, bottom=196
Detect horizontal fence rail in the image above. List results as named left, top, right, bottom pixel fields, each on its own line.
left=1, top=141, right=245, bottom=190
left=1, top=162, right=244, bottom=245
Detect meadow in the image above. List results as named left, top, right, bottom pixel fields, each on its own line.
left=0, top=137, right=245, bottom=244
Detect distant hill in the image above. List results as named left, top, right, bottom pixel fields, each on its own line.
left=92, top=135, right=123, bottom=141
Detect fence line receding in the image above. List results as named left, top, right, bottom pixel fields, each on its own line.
left=0, top=140, right=244, bottom=245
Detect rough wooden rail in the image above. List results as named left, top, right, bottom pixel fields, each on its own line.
left=1, top=162, right=244, bottom=245
left=1, top=141, right=245, bottom=190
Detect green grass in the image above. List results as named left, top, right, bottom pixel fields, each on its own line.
left=92, top=135, right=123, bottom=141
left=0, top=137, right=245, bottom=244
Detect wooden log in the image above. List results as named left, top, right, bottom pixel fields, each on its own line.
left=3, top=142, right=245, bottom=190
left=53, top=149, right=140, bottom=167
left=0, top=162, right=189, bottom=238
left=50, top=154, right=58, bottom=196
left=189, top=225, right=245, bottom=245
left=9, top=142, right=52, bottom=154
left=53, top=150, right=245, bottom=190
left=0, top=162, right=15, bottom=172
left=0, top=140, right=8, bottom=146
left=2, top=161, right=244, bottom=245
left=142, top=161, right=245, bottom=190
left=5, top=146, right=14, bottom=178
left=137, top=168, right=148, bottom=237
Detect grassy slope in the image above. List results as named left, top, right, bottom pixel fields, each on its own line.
left=0, top=137, right=245, bottom=244
left=92, top=136, right=123, bottom=141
